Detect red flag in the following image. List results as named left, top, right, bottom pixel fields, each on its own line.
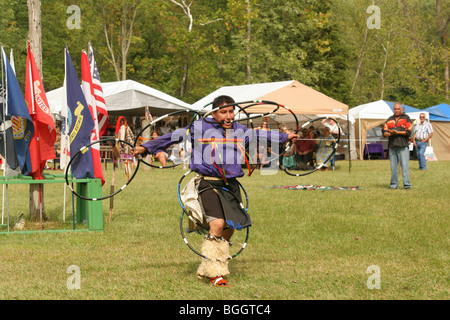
left=25, top=44, right=56, bottom=180
left=81, top=50, right=105, bottom=186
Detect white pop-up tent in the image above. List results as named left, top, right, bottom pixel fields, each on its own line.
left=191, top=80, right=357, bottom=160
left=47, top=79, right=193, bottom=118
left=349, top=100, right=429, bottom=159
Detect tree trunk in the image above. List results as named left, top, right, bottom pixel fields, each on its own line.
left=29, top=185, right=45, bottom=222
left=180, top=50, right=189, bottom=98
left=28, top=0, right=44, bottom=221
left=375, top=31, right=391, bottom=100
left=246, top=0, right=252, bottom=82
left=28, top=0, right=42, bottom=78
left=436, top=0, right=449, bottom=99
left=399, top=0, right=437, bottom=93
left=351, top=27, right=369, bottom=96
left=101, top=3, right=137, bottom=81
left=169, top=0, right=193, bottom=97
left=121, top=7, right=127, bottom=81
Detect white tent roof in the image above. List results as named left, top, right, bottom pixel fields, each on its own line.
left=349, top=100, right=393, bottom=119
left=191, top=80, right=356, bottom=161
left=350, top=100, right=428, bottom=121
left=191, top=81, right=293, bottom=111
left=47, top=79, right=193, bottom=117
left=190, top=80, right=348, bottom=115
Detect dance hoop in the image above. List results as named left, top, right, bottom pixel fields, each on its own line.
left=177, top=170, right=250, bottom=260
left=65, top=137, right=140, bottom=201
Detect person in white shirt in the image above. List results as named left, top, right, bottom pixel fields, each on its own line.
left=413, top=113, right=433, bottom=170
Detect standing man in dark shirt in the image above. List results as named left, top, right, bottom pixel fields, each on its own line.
left=382, top=103, right=413, bottom=189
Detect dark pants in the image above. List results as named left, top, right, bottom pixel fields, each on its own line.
left=198, top=178, right=251, bottom=229
left=295, top=152, right=313, bottom=169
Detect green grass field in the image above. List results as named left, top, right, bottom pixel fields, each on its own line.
left=0, top=160, right=448, bottom=300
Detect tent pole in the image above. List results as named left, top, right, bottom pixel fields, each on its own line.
left=63, top=181, right=66, bottom=223
left=347, top=111, right=351, bottom=172
left=359, top=118, right=362, bottom=160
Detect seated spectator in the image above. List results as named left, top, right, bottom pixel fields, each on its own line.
left=308, top=126, right=317, bottom=139
left=159, top=120, right=170, bottom=135
left=151, top=131, right=168, bottom=167
left=282, top=137, right=297, bottom=170
left=322, top=119, right=339, bottom=169
left=315, top=127, right=335, bottom=171
left=256, top=121, right=271, bottom=169
left=295, top=128, right=315, bottom=170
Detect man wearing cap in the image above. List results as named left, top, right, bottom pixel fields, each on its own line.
left=413, top=113, right=433, bottom=170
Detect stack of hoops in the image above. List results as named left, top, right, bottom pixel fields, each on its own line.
left=65, top=101, right=342, bottom=260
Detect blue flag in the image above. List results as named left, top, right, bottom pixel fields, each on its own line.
left=0, top=83, right=19, bottom=171
left=1, top=47, right=34, bottom=175
left=65, top=48, right=95, bottom=179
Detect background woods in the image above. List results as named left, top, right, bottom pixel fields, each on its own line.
left=0, top=0, right=448, bottom=108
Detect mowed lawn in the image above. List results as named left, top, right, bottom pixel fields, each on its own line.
left=0, top=159, right=448, bottom=300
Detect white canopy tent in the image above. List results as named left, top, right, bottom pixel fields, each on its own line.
left=47, top=79, right=193, bottom=118
left=349, top=100, right=429, bottom=159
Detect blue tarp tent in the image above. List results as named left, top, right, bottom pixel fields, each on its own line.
left=385, top=101, right=422, bottom=113
left=423, top=103, right=450, bottom=160
left=424, top=103, right=450, bottom=121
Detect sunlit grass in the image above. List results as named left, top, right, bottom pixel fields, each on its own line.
left=0, top=160, right=448, bottom=300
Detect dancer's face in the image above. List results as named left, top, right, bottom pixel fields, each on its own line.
left=212, top=104, right=234, bottom=129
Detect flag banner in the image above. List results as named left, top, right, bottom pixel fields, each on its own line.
left=65, top=48, right=95, bottom=180
left=25, top=44, right=57, bottom=180
left=9, top=49, right=15, bottom=74
left=2, top=48, right=20, bottom=173
left=1, top=47, right=34, bottom=175
left=60, top=115, right=70, bottom=170
left=0, top=82, right=19, bottom=171
left=0, top=122, right=19, bottom=170
left=59, top=59, right=71, bottom=171
left=88, top=43, right=109, bottom=138
left=81, top=49, right=105, bottom=185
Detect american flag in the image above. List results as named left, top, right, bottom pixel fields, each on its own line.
left=88, top=43, right=109, bottom=138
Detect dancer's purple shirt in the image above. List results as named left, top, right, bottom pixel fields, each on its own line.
left=140, top=118, right=289, bottom=178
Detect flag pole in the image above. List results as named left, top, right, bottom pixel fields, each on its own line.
left=63, top=167, right=66, bottom=222
left=62, top=46, right=69, bottom=223
left=63, top=48, right=66, bottom=223
left=109, top=146, right=117, bottom=222
left=64, top=45, right=76, bottom=230
left=39, top=184, right=43, bottom=230
left=71, top=171, right=75, bottom=230
left=1, top=46, right=10, bottom=232
left=0, top=45, right=5, bottom=227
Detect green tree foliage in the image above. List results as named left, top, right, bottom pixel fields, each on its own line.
left=0, top=0, right=448, bottom=108
left=0, top=0, right=29, bottom=87
left=333, top=0, right=449, bottom=108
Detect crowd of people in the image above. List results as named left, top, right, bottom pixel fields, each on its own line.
left=115, top=114, right=339, bottom=172
left=281, top=121, right=337, bottom=172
